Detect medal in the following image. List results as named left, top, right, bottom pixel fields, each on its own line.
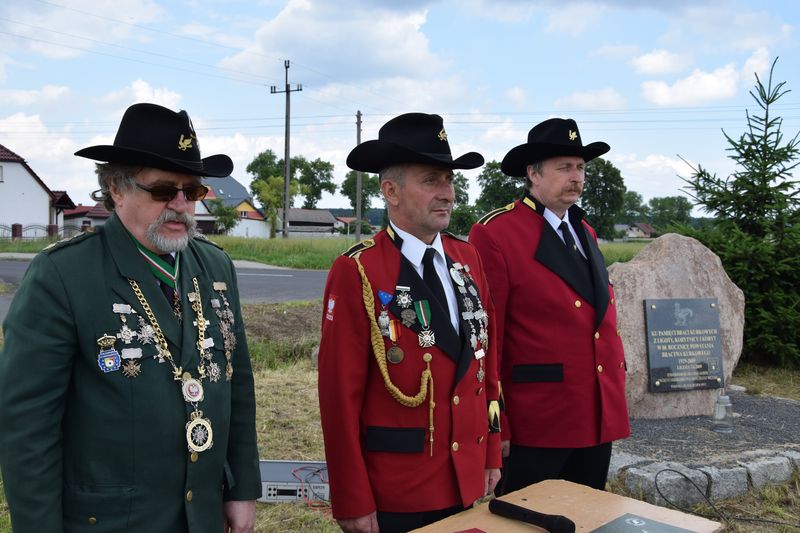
left=186, top=411, right=213, bottom=453
left=386, top=345, right=405, bottom=364
left=378, top=310, right=391, bottom=337
left=462, top=296, right=474, bottom=313
left=96, top=334, right=121, bottom=373
left=395, top=286, right=413, bottom=309
left=137, top=317, right=155, bottom=344
left=122, top=360, right=141, bottom=378
left=414, top=300, right=436, bottom=348
left=477, top=361, right=485, bottom=383
left=182, top=377, right=205, bottom=402
left=418, top=330, right=436, bottom=348
left=400, top=308, right=417, bottom=327
left=450, top=267, right=465, bottom=286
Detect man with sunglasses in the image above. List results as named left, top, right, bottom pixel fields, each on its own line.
left=0, top=103, right=261, bottom=532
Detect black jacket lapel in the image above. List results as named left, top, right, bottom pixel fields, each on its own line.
left=534, top=223, right=595, bottom=305
left=574, top=220, right=610, bottom=329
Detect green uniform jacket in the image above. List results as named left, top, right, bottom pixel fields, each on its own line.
left=0, top=214, right=261, bottom=532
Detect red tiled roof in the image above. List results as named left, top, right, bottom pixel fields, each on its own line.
left=64, top=204, right=92, bottom=216
left=0, top=144, right=25, bottom=162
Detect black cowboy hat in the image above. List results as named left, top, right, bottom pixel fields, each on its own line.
left=75, top=103, right=233, bottom=177
left=346, top=112, right=484, bottom=173
left=501, top=118, right=610, bottom=177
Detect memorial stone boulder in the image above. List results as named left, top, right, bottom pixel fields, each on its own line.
left=608, top=233, right=745, bottom=419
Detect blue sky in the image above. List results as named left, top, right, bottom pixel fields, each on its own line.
left=1, top=0, right=798, bottom=213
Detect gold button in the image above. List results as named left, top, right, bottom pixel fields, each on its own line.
left=182, top=371, right=191, bottom=381
left=594, top=332, right=600, bottom=339
left=423, top=353, right=432, bottom=362
left=453, top=395, right=460, bottom=405
left=452, top=442, right=459, bottom=452
left=619, top=361, right=625, bottom=368
left=186, top=490, right=193, bottom=502
left=574, top=300, right=582, bottom=308
left=611, top=298, right=615, bottom=305
left=190, top=452, right=199, bottom=462
left=88, top=517, right=97, bottom=525
left=617, top=328, right=621, bottom=336
left=476, top=387, right=483, bottom=396
left=477, top=435, right=484, bottom=444
left=597, top=365, right=603, bottom=373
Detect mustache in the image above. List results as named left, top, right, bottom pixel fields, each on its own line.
left=156, top=210, right=194, bottom=226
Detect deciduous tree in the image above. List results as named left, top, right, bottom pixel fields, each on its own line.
left=579, top=158, right=625, bottom=239
left=341, top=170, right=380, bottom=211
left=475, top=161, right=525, bottom=214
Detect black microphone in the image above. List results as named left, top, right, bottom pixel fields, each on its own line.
left=488, top=498, right=576, bottom=533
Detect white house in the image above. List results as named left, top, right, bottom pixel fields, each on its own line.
left=198, top=176, right=269, bottom=238
left=0, top=144, right=75, bottom=238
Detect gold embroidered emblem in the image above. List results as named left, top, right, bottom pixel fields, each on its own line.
left=178, top=134, right=194, bottom=151
left=438, top=128, right=448, bottom=141
left=568, top=130, right=578, bottom=141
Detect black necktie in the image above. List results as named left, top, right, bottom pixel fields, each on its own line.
left=559, top=221, right=584, bottom=260
left=422, top=247, right=448, bottom=310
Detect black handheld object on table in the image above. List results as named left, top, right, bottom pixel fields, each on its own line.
left=488, top=498, right=576, bottom=533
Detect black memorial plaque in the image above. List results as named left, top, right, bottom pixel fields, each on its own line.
left=645, top=298, right=724, bottom=393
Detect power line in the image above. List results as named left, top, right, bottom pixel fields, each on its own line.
left=0, top=16, right=280, bottom=85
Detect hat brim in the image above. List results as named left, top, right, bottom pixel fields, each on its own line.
left=75, top=145, right=233, bottom=177
left=500, top=141, right=610, bottom=177
left=347, top=140, right=484, bottom=173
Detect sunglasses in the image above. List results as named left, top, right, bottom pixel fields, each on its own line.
left=134, top=182, right=209, bottom=202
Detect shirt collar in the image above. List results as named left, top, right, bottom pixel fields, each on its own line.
left=389, top=221, right=445, bottom=267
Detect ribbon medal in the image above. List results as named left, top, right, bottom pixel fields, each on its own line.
left=96, top=334, right=121, bottom=373
left=378, top=290, right=393, bottom=337
left=414, top=300, right=436, bottom=348
left=395, top=285, right=413, bottom=309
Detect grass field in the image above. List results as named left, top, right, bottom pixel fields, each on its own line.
left=0, top=235, right=646, bottom=270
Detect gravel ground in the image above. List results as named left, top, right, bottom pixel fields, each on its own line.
left=616, top=389, right=800, bottom=465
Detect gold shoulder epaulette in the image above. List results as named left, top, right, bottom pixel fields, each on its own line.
left=193, top=233, right=223, bottom=250
left=476, top=202, right=516, bottom=225
left=42, top=228, right=99, bottom=254
left=343, top=238, right=375, bottom=258
left=442, top=231, right=467, bottom=243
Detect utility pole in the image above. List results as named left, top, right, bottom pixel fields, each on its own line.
left=355, top=110, right=363, bottom=242
left=270, top=60, right=302, bottom=238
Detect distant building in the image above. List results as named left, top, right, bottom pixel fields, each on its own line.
left=63, top=203, right=111, bottom=235
left=199, top=176, right=268, bottom=238
left=0, top=144, right=75, bottom=238
left=615, top=222, right=656, bottom=239
left=278, top=208, right=338, bottom=237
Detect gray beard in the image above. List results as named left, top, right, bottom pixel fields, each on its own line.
left=146, top=210, right=197, bottom=253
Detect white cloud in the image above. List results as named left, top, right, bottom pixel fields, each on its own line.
left=218, top=0, right=449, bottom=85
left=0, top=0, right=166, bottom=59
left=102, top=79, right=182, bottom=111
left=0, top=85, right=70, bottom=106
left=545, top=3, right=606, bottom=36
left=740, top=46, right=770, bottom=86
left=504, top=87, right=527, bottom=108
left=641, top=64, right=739, bottom=106
left=555, top=88, right=626, bottom=110
left=631, top=49, right=689, bottom=75
left=591, top=44, right=640, bottom=60
left=612, top=152, right=691, bottom=202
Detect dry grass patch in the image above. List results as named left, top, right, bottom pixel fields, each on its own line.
left=732, top=362, right=800, bottom=401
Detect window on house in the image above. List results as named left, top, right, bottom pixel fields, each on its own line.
left=240, top=211, right=247, bottom=218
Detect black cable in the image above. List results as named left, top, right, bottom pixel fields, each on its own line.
left=653, top=467, right=800, bottom=530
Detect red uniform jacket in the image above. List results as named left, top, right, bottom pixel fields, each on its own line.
left=318, top=227, right=502, bottom=519
left=469, top=194, right=630, bottom=449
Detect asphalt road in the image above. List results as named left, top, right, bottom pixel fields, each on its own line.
left=0, top=259, right=329, bottom=324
